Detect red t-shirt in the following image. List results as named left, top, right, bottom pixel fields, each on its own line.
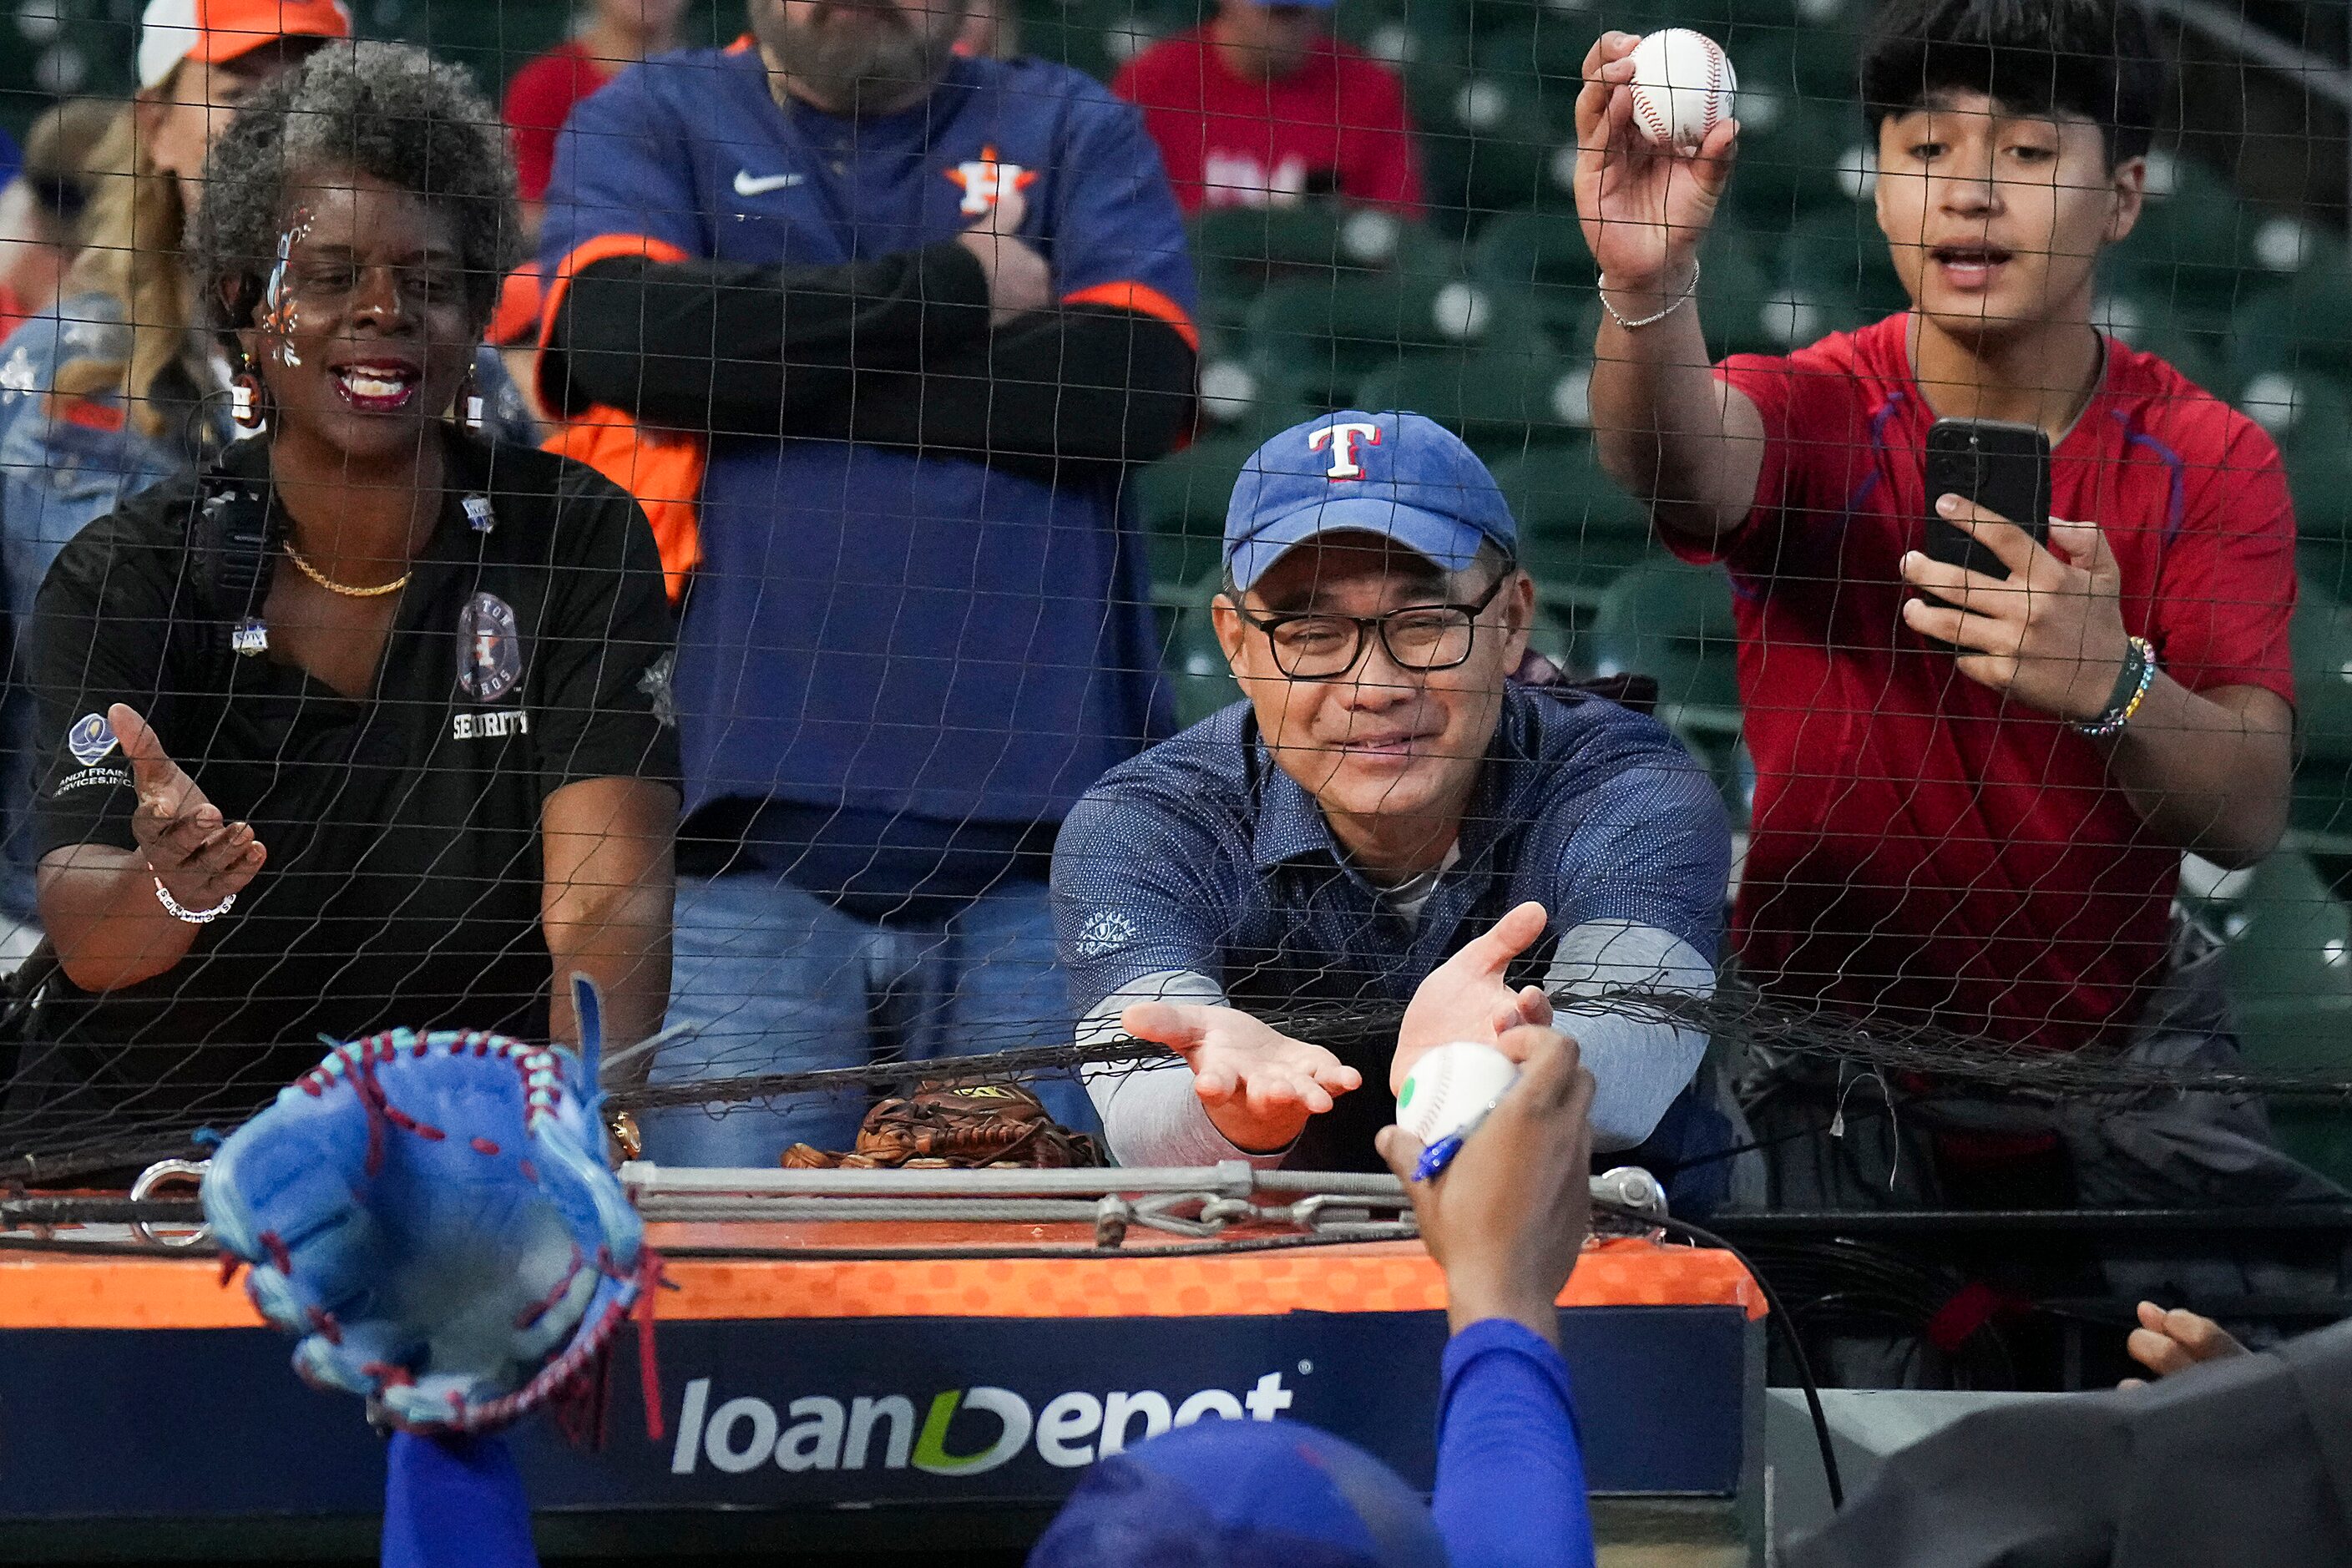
left=503, top=41, right=616, bottom=204
left=1111, top=27, right=1423, bottom=216
left=1693, top=313, right=2298, bottom=1050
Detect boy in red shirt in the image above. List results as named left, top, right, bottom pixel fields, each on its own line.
left=1113, top=0, right=1422, bottom=216
left=1580, top=0, right=2324, bottom=1211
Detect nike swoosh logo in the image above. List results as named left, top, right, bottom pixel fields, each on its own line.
left=734, top=170, right=803, bottom=196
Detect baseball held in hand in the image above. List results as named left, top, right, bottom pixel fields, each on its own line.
left=1397, top=1041, right=1520, bottom=1148
left=1628, top=28, right=1735, bottom=151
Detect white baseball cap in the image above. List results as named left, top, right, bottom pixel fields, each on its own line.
left=137, top=0, right=352, bottom=91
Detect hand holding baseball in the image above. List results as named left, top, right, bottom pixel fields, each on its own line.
left=1572, top=28, right=1740, bottom=298
left=1378, top=1025, right=1596, bottom=1345
left=114, top=702, right=266, bottom=912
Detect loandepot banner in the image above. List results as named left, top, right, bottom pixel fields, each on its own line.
left=0, top=1307, right=1751, bottom=1520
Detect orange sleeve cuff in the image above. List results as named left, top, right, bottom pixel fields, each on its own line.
left=1061, top=281, right=1200, bottom=352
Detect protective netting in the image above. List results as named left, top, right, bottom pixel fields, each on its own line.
left=0, top=0, right=2344, bottom=1222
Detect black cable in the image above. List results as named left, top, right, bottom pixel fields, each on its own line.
left=1598, top=1199, right=1845, bottom=1510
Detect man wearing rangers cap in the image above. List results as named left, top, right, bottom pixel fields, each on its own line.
left=1053, top=410, right=1735, bottom=1203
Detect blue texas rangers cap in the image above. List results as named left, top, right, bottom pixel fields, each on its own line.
left=1027, top=1418, right=1447, bottom=1568
left=1223, top=409, right=1518, bottom=593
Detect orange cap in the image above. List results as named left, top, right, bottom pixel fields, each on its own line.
left=138, top=0, right=353, bottom=90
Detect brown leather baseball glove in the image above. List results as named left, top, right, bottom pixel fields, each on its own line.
left=780, top=1080, right=1105, bottom=1170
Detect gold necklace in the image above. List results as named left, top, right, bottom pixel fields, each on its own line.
left=283, top=541, right=410, bottom=599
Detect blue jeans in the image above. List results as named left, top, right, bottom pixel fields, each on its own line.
left=643, top=871, right=1097, bottom=1166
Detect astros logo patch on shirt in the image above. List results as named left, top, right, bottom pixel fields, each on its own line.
left=455, top=592, right=524, bottom=704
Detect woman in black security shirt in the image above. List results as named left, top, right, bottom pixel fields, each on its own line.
left=23, top=43, right=677, bottom=1124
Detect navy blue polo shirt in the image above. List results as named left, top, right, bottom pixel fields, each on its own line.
left=540, top=47, right=1192, bottom=836
left=1051, top=684, right=1730, bottom=1161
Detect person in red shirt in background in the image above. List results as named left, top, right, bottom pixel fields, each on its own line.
left=1579, top=0, right=2331, bottom=1228
left=1113, top=0, right=1422, bottom=216
left=502, top=0, right=686, bottom=220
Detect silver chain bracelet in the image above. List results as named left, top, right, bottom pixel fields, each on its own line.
left=1600, top=255, right=1701, bottom=331
left=154, top=876, right=235, bottom=924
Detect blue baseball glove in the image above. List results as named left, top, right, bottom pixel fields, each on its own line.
left=202, top=983, right=651, bottom=1435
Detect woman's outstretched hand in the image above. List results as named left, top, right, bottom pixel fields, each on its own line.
left=112, top=702, right=266, bottom=912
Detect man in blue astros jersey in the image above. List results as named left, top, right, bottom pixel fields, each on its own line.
left=1053, top=411, right=1737, bottom=1206
left=534, top=0, right=1199, bottom=1163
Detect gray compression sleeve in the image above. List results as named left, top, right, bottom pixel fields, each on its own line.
left=1544, top=921, right=1716, bottom=1152
left=1077, top=973, right=1297, bottom=1171
left=1077, top=972, right=1290, bottom=1169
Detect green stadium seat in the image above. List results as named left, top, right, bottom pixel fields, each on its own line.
left=1241, top=272, right=1542, bottom=408
left=1580, top=559, right=1742, bottom=720
left=1469, top=209, right=1599, bottom=338
left=2286, top=425, right=2352, bottom=580
left=1419, top=78, right=1569, bottom=222
left=1691, top=220, right=1793, bottom=359
left=2290, top=584, right=2352, bottom=850
left=1776, top=206, right=1906, bottom=323
left=1332, top=0, right=1474, bottom=73
left=1160, top=587, right=1245, bottom=729
left=2107, top=154, right=2261, bottom=331
left=1490, top=445, right=1657, bottom=609
left=1134, top=436, right=1257, bottom=591
left=2228, top=274, right=2352, bottom=390
left=1018, top=0, right=1190, bottom=81
left=1353, top=347, right=1591, bottom=458
left=1727, top=90, right=1866, bottom=230
left=2236, top=372, right=2352, bottom=454
left=1193, top=346, right=1321, bottom=443
left=2223, top=851, right=2352, bottom=1184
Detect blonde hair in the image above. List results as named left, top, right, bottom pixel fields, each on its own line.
left=53, top=99, right=199, bottom=439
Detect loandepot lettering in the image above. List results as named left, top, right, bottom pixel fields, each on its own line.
left=670, top=1372, right=1294, bottom=1476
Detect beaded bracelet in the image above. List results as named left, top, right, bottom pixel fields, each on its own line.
left=2075, top=635, right=2157, bottom=739
left=1600, top=255, right=1701, bottom=331
left=154, top=877, right=235, bottom=924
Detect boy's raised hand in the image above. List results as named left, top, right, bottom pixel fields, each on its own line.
left=1572, top=31, right=1740, bottom=296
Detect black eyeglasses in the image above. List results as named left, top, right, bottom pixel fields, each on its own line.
left=1232, top=568, right=1514, bottom=681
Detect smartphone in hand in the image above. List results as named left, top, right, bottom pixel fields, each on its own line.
left=1923, top=417, right=2051, bottom=581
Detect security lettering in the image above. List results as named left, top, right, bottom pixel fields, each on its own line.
left=452, top=709, right=530, bottom=741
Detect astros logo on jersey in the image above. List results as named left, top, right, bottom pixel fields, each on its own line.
left=945, top=145, right=1038, bottom=217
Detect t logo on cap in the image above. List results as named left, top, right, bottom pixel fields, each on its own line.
left=1308, top=421, right=1381, bottom=481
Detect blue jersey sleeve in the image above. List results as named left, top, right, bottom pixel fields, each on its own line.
left=537, top=63, right=708, bottom=279
left=1051, top=775, right=1242, bottom=1014
left=1431, top=1320, right=1597, bottom=1568
left=382, top=1432, right=537, bottom=1568
left=1044, top=87, right=1199, bottom=335
left=1535, top=710, right=1730, bottom=960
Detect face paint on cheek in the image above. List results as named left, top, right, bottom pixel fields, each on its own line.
left=260, top=210, right=314, bottom=367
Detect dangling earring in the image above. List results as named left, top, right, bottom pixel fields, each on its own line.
left=230, top=359, right=265, bottom=430
left=458, top=364, right=485, bottom=432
